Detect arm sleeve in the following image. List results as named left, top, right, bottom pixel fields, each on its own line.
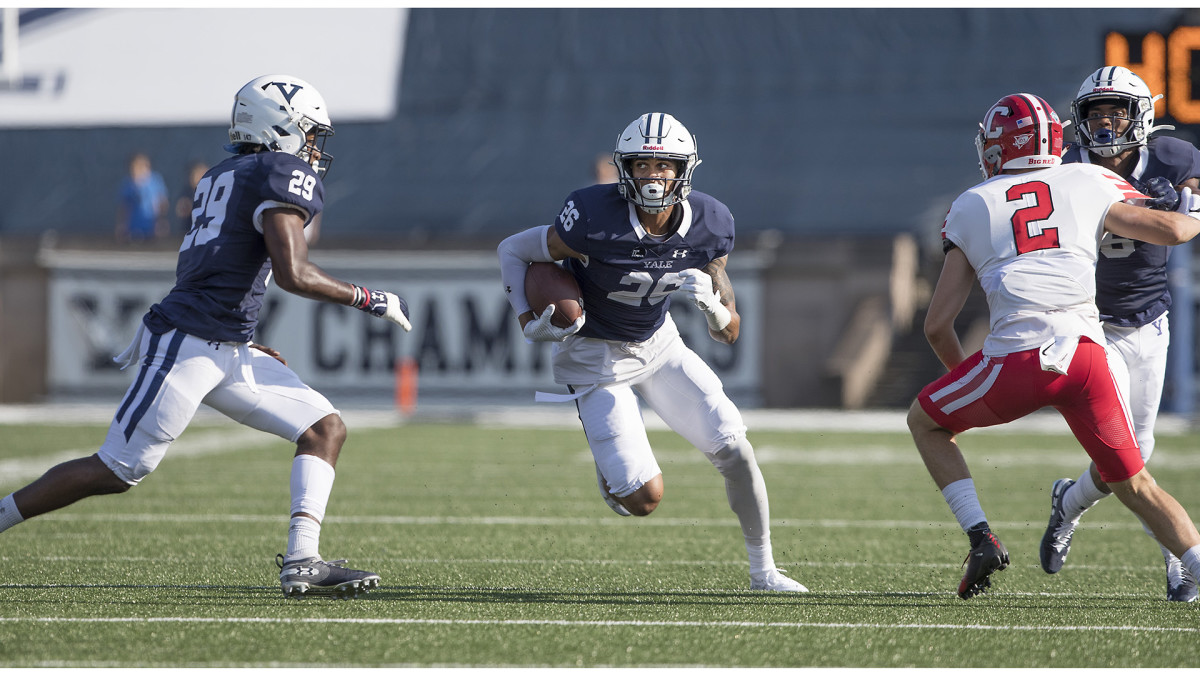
left=498, top=225, right=554, bottom=316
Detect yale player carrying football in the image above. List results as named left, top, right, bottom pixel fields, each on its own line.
left=908, top=92, right=1200, bottom=599
left=498, top=113, right=806, bottom=592
left=1040, top=66, right=1200, bottom=602
left=0, top=75, right=412, bottom=599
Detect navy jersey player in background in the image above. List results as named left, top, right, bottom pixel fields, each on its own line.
left=0, top=75, right=412, bottom=599
left=1039, top=66, right=1200, bottom=601
left=498, top=113, right=806, bottom=592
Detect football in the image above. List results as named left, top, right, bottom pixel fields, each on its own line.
left=525, top=262, right=583, bottom=328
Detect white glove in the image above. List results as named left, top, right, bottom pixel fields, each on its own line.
left=523, top=304, right=585, bottom=342
left=674, top=268, right=731, bottom=331
left=353, top=285, right=412, bottom=332
left=378, top=291, right=412, bottom=331
left=1178, top=187, right=1200, bottom=221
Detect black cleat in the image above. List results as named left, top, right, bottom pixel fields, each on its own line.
left=276, top=553, right=381, bottom=599
left=1039, top=478, right=1076, bottom=574
left=958, top=531, right=1009, bottom=599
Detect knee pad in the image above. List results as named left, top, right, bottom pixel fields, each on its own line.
left=709, top=437, right=756, bottom=477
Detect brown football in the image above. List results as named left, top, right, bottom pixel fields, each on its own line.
left=525, top=262, right=583, bottom=328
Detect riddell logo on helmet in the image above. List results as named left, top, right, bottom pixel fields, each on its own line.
left=642, top=145, right=665, bottom=150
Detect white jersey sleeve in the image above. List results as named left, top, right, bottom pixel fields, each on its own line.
left=941, top=164, right=1145, bottom=355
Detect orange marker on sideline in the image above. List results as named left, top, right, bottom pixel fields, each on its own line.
left=395, top=357, right=418, bottom=416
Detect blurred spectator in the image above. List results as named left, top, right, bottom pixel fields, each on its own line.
left=173, top=160, right=209, bottom=236
left=594, top=152, right=618, bottom=184
left=116, top=152, right=168, bottom=243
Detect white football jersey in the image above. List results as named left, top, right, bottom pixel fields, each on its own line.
left=942, top=163, right=1144, bottom=356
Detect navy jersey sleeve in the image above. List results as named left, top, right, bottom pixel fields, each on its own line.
left=691, top=192, right=735, bottom=260
left=1148, top=136, right=1200, bottom=186
left=255, top=153, right=325, bottom=225
left=553, top=188, right=593, bottom=256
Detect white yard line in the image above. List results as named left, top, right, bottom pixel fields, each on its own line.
left=27, top=511, right=1150, bottom=532
left=1, top=615, right=1196, bottom=634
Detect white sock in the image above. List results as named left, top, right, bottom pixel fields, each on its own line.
left=746, top=541, right=774, bottom=576
left=941, top=478, right=987, bottom=533
left=289, top=454, right=335, bottom=522
left=1062, top=469, right=1108, bottom=523
left=286, top=454, right=336, bottom=561
left=1181, top=545, right=1200, bottom=584
left=287, top=516, right=322, bottom=562
left=0, top=494, right=24, bottom=533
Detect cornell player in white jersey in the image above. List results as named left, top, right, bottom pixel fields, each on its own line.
left=0, top=75, right=413, bottom=599
left=497, top=113, right=806, bottom=592
left=907, top=92, right=1200, bottom=599
left=1040, top=66, right=1200, bottom=602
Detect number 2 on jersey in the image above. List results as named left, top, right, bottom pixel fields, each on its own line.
left=1007, top=180, right=1059, bottom=254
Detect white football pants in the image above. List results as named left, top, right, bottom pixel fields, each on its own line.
left=98, top=326, right=338, bottom=484
left=570, top=332, right=748, bottom=497
left=1104, top=312, right=1169, bottom=462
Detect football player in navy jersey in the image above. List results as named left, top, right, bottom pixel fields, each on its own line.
left=1039, top=67, right=1200, bottom=602
left=498, top=113, right=806, bottom=592
left=0, top=75, right=412, bottom=599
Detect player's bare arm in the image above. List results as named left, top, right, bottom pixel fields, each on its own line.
left=263, top=207, right=411, bottom=330
left=262, top=207, right=357, bottom=304
left=703, top=256, right=740, bottom=344
left=1105, top=201, right=1200, bottom=246
left=924, top=246, right=974, bottom=370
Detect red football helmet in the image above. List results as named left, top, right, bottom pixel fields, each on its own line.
left=975, top=93, right=1064, bottom=179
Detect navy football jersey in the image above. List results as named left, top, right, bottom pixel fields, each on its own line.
left=554, top=184, right=735, bottom=342
left=144, top=152, right=324, bottom=342
left=1064, top=135, right=1200, bottom=326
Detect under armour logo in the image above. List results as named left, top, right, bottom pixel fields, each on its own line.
left=292, top=566, right=318, bottom=576
left=263, top=81, right=303, bottom=104
left=672, top=249, right=689, bottom=258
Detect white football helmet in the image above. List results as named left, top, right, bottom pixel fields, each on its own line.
left=1071, top=66, right=1172, bottom=158
left=613, top=112, right=701, bottom=213
left=226, top=74, right=334, bottom=174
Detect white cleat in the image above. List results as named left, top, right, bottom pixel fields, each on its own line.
left=750, top=568, right=809, bottom=592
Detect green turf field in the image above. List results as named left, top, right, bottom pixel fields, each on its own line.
left=1, top=417, right=1198, bottom=667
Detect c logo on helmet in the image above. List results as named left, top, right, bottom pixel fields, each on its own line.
left=982, top=105, right=1012, bottom=139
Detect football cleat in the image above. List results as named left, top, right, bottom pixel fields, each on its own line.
left=958, top=531, right=1009, bottom=599
left=595, top=463, right=631, bottom=516
left=1040, top=478, right=1076, bottom=574
left=1166, top=556, right=1199, bottom=603
left=276, top=553, right=381, bottom=599
left=750, top=568, right=809, bottom=592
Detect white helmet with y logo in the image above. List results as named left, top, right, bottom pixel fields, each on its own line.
left=1071, top=66, right=1172, bottom=158
left=227, top=74, right=334, bottom=174
left=613, top=112, right=702, bottom=213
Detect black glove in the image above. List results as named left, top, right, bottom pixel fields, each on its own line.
left=1132, top=176, right=1180, bottom=211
